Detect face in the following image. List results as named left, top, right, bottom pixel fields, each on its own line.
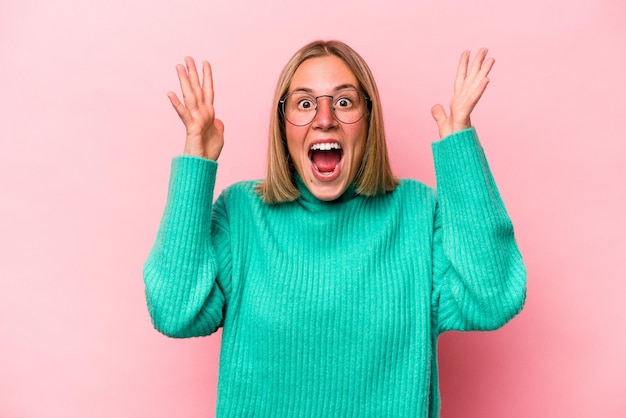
left=285, top=55, right=368, bottom=201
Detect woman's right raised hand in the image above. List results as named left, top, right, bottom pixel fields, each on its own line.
left=168, top=57, right=225, bottom=160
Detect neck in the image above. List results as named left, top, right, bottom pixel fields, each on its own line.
left=293, top=174, right=358, bottom=210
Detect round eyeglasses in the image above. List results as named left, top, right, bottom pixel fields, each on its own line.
left=279, top=89, right=371, bottom=126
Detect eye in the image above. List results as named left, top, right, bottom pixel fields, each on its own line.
left=335, top=91, right=360, bottom=109
left=335, top=97, right=353, bottom=109
left=296, top=97, right=316, bottom=111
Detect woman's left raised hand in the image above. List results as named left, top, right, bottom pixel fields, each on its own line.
left=431, top=48, right=495, bottom=139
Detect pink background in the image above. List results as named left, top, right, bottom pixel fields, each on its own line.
left=1, top=0, right=624, bottom=417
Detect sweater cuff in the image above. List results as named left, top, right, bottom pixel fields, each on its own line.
left=167, top=156, right=218, bottom=211
left=431, top=127, right=493, bottom=195
left=431, top=127, right=478, bottom=151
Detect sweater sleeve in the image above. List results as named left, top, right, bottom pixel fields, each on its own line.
left=143, top=156, right=231, bottom=338
left=430, top=128, right=526, bottom=334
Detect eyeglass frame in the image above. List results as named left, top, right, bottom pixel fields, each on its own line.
left=278, top=89, right=372, bottom=127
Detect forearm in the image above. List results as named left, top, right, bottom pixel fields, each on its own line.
left=431, top=128, right=526, bottom=332
left=143, top=156, right=225, bottom=338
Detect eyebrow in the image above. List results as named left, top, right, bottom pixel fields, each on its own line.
left=289, top=83, right=359, bottom=94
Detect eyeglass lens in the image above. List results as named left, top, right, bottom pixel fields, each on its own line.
left=282, top=89, right=368, bottom=126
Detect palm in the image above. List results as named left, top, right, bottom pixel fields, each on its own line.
left=168, top=57, right=225, bottom=160
left=431, top=48, right=495, bottom=138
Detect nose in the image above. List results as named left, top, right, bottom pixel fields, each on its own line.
left=312, top=96, right=337, bottom=129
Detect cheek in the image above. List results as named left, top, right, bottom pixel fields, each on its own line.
left=350, top=124, right=368, bottom=160
left=285, top=125, right=307, bottom=162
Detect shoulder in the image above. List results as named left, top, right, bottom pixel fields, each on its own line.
left=211, top=180, right=264, bottom=227
left=223, top=179, right=259, bottom=194
left=218, top=180, right=261, bottom=202
left=367, top=179, right=437, bottom=226
left=369, top=178, right=436, bottom=214
left=216, top=180, right=267, bottom=213
left=394, top=178, right=436, bottom=200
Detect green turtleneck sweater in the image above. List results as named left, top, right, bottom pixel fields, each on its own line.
left=143, top=128, right=526, bottom=417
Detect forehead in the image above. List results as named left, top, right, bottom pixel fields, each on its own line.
left=289, top=55, right=359, bottom=93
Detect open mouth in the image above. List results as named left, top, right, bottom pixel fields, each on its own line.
left=308, top=142, right=343, bottom=175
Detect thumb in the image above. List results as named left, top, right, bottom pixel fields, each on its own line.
left=214, top=118, right=225, bottom=136
left=430, top=104, right=447, bottom=125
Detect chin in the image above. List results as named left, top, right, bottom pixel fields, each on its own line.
left=301, top=168, right=353, bottom=201
left=309, top=183, right=348, bottom=201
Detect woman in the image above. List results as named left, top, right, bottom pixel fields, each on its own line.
left=144, top=40, right=526, bottom=417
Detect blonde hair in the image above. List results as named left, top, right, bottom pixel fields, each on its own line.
left=257, top=40, right=398, bottom=203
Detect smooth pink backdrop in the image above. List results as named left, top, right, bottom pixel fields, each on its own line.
left=1, top=1, right=624, bottom=417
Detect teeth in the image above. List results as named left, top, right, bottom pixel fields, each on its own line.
left=310, top=143, right=341, bottom=151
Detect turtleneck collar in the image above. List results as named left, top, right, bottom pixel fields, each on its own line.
left=293, top=173, right=358, bottom=209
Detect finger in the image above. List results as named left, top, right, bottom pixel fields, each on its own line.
left=167, top=91, right=191, bottom=124
left=478, top=56, right=495, bottom=79
left=214, top=117, right=225, bottom=136
left=467, top=48, right=488, bottom=82
left=185, top=56, right=203, bottom=99
left=431, top=104, right=448, bottom=124
left=466, top=57, right=495, bottom=98
left=202, top=61, right=215, bottom=105
left=454, top=50, right=470, bottom=93
left=466, top=77, right=491, bottom=108
left=176, top=63, right=198, bottom=109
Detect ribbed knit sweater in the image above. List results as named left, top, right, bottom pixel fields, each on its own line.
left=143, top=128, right=526, bottom=417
